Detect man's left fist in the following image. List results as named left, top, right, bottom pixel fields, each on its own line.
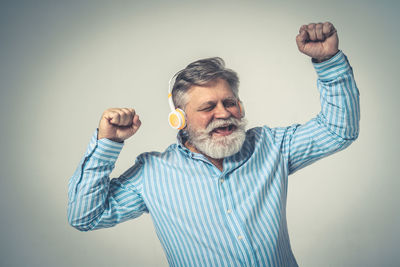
left=296, top=22, right=339, bottom=62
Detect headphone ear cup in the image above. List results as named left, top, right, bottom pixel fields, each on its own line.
left=168, top=108, right=186, bottom=129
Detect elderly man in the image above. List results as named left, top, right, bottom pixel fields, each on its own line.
left=68, top=22, right=359, bottom=266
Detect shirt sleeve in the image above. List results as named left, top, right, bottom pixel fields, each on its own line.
left=67, top=130, right=148, bottom=231
left=270, top=51, right=360, bottom=174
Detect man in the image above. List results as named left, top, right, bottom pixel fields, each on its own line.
left=68, top=22, right=359, bottom=266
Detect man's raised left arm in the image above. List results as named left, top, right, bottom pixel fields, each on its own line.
left=272, top=22, right=360, bottom=174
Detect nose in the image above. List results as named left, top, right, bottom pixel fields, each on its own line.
left=214, top=102, right=231, bottom=119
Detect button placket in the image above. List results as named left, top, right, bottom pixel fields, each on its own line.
left=217, top=173, right=255, bottom=266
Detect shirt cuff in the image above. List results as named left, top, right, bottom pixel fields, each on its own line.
left=85, top=129, right=124, bottom=162
left=313, top=50, right=352, bottom=82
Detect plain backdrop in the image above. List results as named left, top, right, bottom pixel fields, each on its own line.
left=1, top=0, right=399, bottom=266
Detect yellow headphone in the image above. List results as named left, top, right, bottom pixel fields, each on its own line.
left=168, top=73, right=186, bottom=130
left=168, top=74, right=244, bottom=130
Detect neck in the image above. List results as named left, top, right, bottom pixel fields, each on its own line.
left=184, top=141, right=224, bottom=171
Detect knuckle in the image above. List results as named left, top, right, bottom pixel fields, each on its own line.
left=324, top=22, right=332, bottom=29
left=121, top=108, right=129, bottom=115
left=103, top=108, right=112, bottom=115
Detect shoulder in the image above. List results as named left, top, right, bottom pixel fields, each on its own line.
left=245, top=125, right=283, bottom=141
left=244, top=124, right=301, bottom=148
left=240, top=126, right=269, bottom=153
left=136, top=143, right=184, bottom=166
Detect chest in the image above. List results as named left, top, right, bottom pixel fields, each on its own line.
left=142, top=155, right=288, bottom=226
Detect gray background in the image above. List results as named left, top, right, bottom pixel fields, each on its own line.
left=1, top=0, right=399, bottom=266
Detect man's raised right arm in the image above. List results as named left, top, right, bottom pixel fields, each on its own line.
left=67, top=108, right=147, bottom=231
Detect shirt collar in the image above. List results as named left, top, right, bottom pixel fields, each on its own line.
left=176, top=130, right=193, bottom=156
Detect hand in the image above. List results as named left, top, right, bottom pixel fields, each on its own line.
left=296, top=22, right=339, bottom=62
left=98, top=108, right=141, bottom=142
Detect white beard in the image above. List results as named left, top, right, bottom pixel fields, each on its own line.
left=186, top=117, right=247, bottom=159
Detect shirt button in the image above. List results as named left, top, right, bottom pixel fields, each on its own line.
left=220, top=178, right=224, bottom=183
left=238, top=235, right=244, bottom=240
left=227, top=209, right=232, bottom=214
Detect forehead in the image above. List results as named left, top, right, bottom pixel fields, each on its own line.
left=186, top=79, right=235, bottom=106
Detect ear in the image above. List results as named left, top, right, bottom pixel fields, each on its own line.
left=238, top=101, right=245, bottom=118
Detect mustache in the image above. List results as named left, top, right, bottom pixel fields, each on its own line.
left=205, top=117, right=243, bottom=134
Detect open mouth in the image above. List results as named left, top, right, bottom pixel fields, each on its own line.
left=211, top=124, right=237, bottom=136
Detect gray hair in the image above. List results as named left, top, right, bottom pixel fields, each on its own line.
left=172, top=57, right=239, bottom=109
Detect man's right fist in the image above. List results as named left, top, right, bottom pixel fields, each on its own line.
left=98, top=108, right=141, bottom=143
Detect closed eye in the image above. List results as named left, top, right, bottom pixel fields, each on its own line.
left=198, top=104, right=216, bottom=112
left=223, top=99, right=237, bottom=108
left=197, top=98, right=238, bottom=112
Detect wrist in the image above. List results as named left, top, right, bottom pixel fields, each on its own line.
left=312, top=50, right=340, bottom=63
left=97, top=129, right=124, bottom=143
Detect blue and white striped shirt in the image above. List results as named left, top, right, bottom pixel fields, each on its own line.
left=68, top=51, right=360, bottom=267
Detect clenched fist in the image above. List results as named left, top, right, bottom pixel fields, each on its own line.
left=98, top=108, right=141, bottom=143
left=296, top=22, right=339, bottom=62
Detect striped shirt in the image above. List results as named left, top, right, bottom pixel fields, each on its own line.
left=68, top=51, right=360, bottom=267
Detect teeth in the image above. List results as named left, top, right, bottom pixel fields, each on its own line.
left=214, top=125, right=234, bottom=131
left=211, top=124, right=236, bottom=133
